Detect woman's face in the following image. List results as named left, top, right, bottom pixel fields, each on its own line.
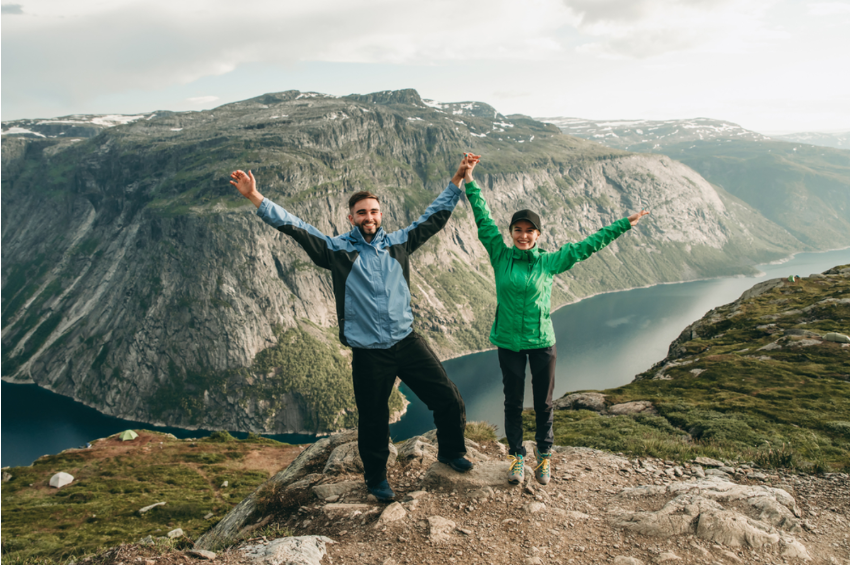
left=511, top=220, right=540, bottom=250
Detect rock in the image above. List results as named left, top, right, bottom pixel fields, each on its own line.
left=785, top=329, right=821, bottom=337
left=49, top=472, right=74, bottom=488
left=321, top=503, right=371, bottom=515
left=220, top=480, right=228, bottom=488
left=608, top=401, right=657, bottom=416
left=2, top=472, right=12, bottom=482
left=323, top=441, right=397, bottom=475
left=523, top=502, right=546, bottom=514
left=239, top=536, right=333, bottom=565
left=287, top=474, right=325, bottom=491
left=468, top=487, right=494, bottom=500
left=693, top=457, right=723, bottom=467
left=692, top=466, right=705, bottom=479
left=523, top=557, right=544, bottom=565
left=552, top=392, right=606, bottom=412
left=138, top=502, right=166, bottom=514
left=403, top=491, right=429, bottom=502
left=739, top=278, right=784, bottom=301
left=186, top=549, right=217, bottom=560
left=375, top=502, right=406, bottom=527
left=720, top=549, right=742, bottom=563
left=705, top=469, right=731, bottom=479
left=167, top=528, right=184, bottom=539
left=613, top=557, right=644, bottom=565
left=420, top=460, right=509, bottom=491
left=656, top=551, right=680, bottom=562
left=565, top=510, right=591, bottom=520
left=204, top=512, right=214, bottom=519
left=396, top=436, right=438, bottom=462
left=695, top=508, right=781, bottom=548
left=312, top=480, right=362, bottom=500
left=139, top=535, right=155, bottom=545
left=825, top=332, right=850, bottom=343
left=427, top=516, right=456, bottom=543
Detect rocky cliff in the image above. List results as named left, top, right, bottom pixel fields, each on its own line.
left=1, top=89, right=801, bottom=433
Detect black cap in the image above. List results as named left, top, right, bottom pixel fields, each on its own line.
left=510, top=209, right=541, bottom=231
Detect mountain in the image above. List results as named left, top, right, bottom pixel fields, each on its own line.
left=1, top=90, right=802, bottom=434
left=774, top=131, right=850, bottom=150
left=540, top=117, right=850, bottom=249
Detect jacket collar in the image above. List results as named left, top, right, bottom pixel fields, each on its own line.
left=346, top=226, right=386, bottom=247
left=510, top=245, right=543, bottom=260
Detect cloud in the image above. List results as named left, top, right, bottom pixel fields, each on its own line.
left=1, top=4, right=24, bottom=14
left=187, top=96, right=220, bottom=104
left=562, top=0, right=785, bottom=59
left=808, top=1, right=850, bottom=15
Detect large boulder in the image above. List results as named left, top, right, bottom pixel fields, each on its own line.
left=323, top=441, right=398, bottom=475
left=608, top=401, right=657, bottom=416
left=552, top=392, right=606, bottom=412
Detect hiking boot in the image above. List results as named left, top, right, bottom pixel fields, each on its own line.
left=438, top=456, right=474, bottom=473
left=507, top=454, right=524, bottom=484
left=533, top=446, right=552, bottom=485
left=366, top=479, right=395, bottom=502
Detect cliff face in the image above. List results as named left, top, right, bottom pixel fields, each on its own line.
left=1, top=89, right=801, bottom=433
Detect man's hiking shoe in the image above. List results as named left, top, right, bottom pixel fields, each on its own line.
left=507, top=454, right=524, bottom=484
left=367, top=480, right=395, bottom=501
left=533, top=446, right=552, bottom=485
left=438, top=456, right=474, bottom=473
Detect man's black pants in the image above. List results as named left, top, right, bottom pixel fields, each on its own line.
left=352, top=331, right=467, bottom=487
left=498, top=345, right=556, bottom=457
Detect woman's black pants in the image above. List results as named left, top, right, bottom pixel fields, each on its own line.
left=498, top=345, right=556, bottom=457
left=352, top=331, right=467, bottom=487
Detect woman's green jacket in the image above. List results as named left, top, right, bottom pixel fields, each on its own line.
left=465, top=180, right=632, bottom=352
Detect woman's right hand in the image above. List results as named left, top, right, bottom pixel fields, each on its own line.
left=463, top=153, right=481, bottom=182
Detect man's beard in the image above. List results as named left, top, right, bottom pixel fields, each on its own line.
left=357, top=221, right=380, bottom=237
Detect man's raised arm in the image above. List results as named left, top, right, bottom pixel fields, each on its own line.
left=230, top=169, right=335, bottom=269
left=388, top=154, right=479, bottom=253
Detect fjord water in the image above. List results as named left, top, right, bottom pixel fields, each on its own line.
left=3, top=249, right=848, bottom=467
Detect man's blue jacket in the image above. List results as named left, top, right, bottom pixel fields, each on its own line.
left=257, top=183, right=463, bottom=349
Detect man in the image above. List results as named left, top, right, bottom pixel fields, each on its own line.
left=230, top=154, right=480, bottom=501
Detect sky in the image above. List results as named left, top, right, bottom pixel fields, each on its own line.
left=2, top=0, right=849, bottom=134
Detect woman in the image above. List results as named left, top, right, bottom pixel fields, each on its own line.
left=462, top=157, right=648, bottom=485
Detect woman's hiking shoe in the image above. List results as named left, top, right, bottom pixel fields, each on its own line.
left=438, top=456, right=474, bottom=473
left=367, top=480, right=395, bottom=501
left=533, top=446, right=551, bottom=485
left=507, top=454, right=524, bottom=484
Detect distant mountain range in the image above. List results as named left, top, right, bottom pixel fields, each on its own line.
left=539, top=117, right=850, bottom=249
left=0, top=91, right=839, bottom=434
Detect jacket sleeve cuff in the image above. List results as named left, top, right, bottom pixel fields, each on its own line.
left=256, top=198, right=271, bottom=218
left=447, top=181, right=464, bottom=194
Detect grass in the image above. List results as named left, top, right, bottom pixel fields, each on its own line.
left=465, top=421, right=498, bottom=443
left=0, top=431, right=295, bottom=563
left=524, top=266, right=850, bottom=471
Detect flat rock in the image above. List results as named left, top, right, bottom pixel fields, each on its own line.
left=693, top=457, right=723, bottom=467
left=420, top=461, right=509, bottom=491
left=552, top=392, right=606, bottom=412
left=613, top=557, right=644, bottom=565
left=138, top=502, right=166, bottom=514
left=186, top=549, right=217, bottom=560
left=608, top=401, right=657, bottom=416
left=523, top=502, right=546, bottom=514
left=167, top=528, right=184, bottom=539
left=656, top=551, right=680, bottom=562
left=322, top=503, right=371, bottom=515
left=427, top=516, right=456, bottom=543
left=240, top=536, right=333, bottom=565
left=312, top=480, right=362, bottom=500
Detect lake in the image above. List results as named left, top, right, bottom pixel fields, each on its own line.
left=3, top=248, right=848, bottom=467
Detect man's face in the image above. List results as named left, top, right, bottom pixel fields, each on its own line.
left=348, top=198, right=382, bottom=236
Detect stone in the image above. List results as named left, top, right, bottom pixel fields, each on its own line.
left=613, top=557, right=644, bottom=565
left=656, top=551, right=680, bottom=562
left=139, top=502, right=166, bottom=514
left=420, top=460, right=510, bottom=492
left=286, top=474, right=324, bottom=491
left=523, top=557, right=544, bottom=565
left=2, top=472, right=12, bottom=482
left=523, top=502, right=546, bottom=514
left=427, top=516, right=456, bottom=543
left=375, top=502, right=407, bottom=527
left=321, top=503, right=371, bottom=515
left=552, top=392, right=606, bottom=412
left=608, top=401, right=657, bottom=416
left=693, top=457, right=723, bottom=467
left=139, top=535, right=155, bottom=545
left=720, top=549, right=742, bottom=563
left=403, top=491, right=429, bottom=502
left=167, top=528, right=184, bottom=539
left=220, top=480, right=228, bottom=488
left=468, top=487, right=494, bottom=500
left=825, top=332, right=850, bottom=343
left=49, top=472, right=74, bottom=488
left=312, top=480, right=362, bottom=500
left=240, top=536, right=333, bottom=565
left=204, top=512, right=214, bottom=519
left=323, top=441, right=397, bottom=475
left=186, top=549, right=217, bottom=560
left=396, top=436, right=438, bottom=462
left=695, top=508, right=780, bottom=547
